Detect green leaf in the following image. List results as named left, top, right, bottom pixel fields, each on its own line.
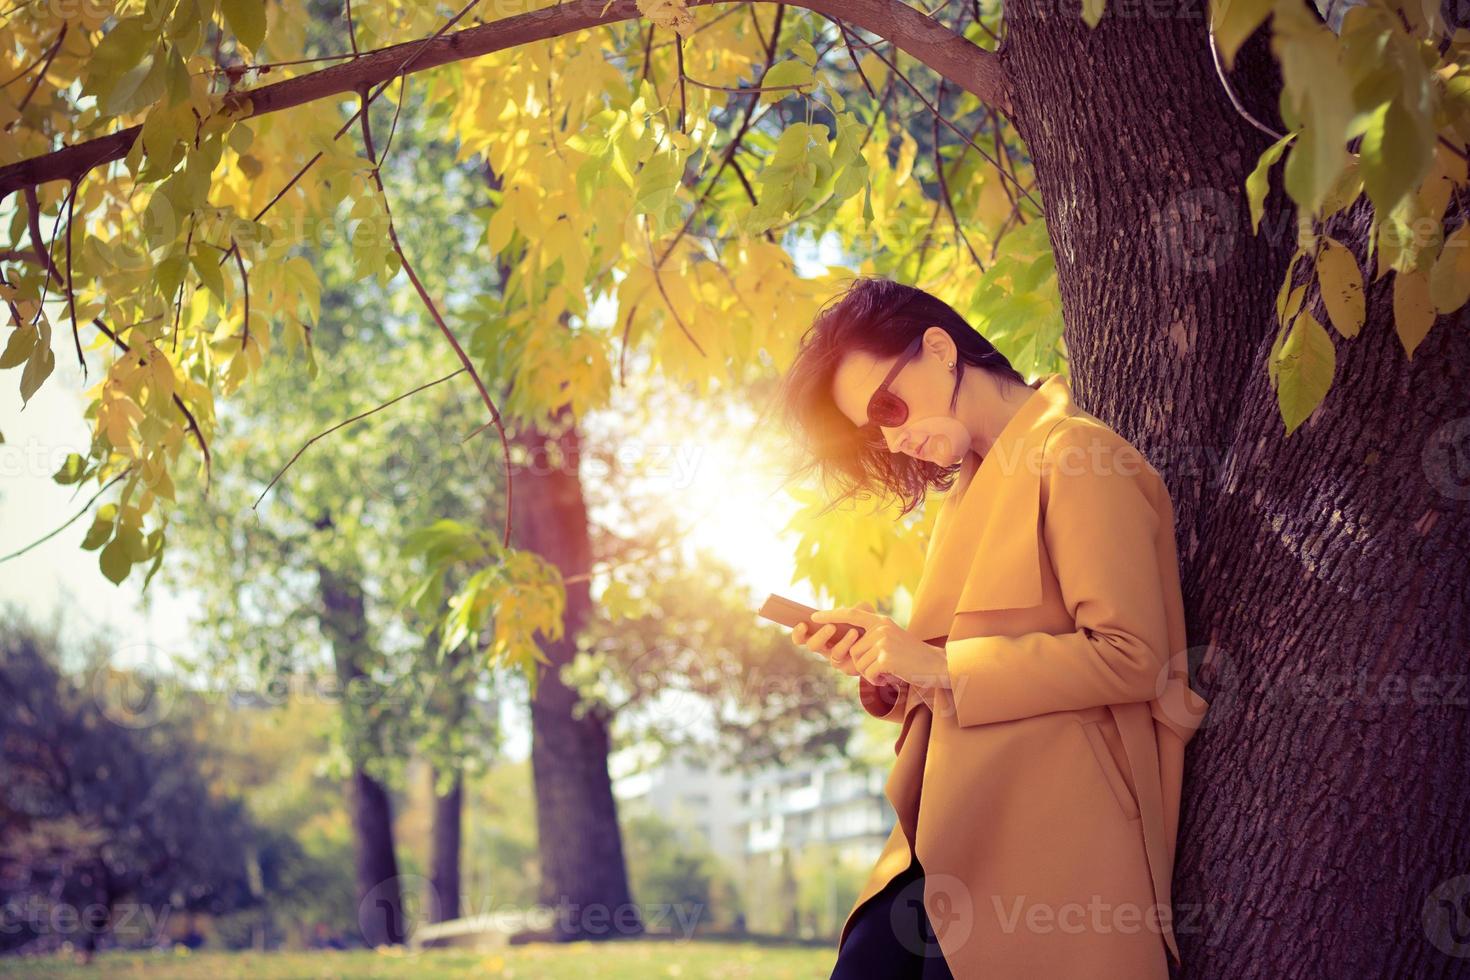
left=120, top=523, right=150, bottom=562
left=191, top=248, right=227, bottom=302
left=0, top=324, right=38, bottom=368
left=80, top=514, right=111, bottom=552
left=1360, top=98, right=1433, bottom=220
left=53, top=453, right=88, bottom=485
left=20, top=344, right=55, bottom=403
left=1211, top=0, right=1275, bottom=69
left=1314, top=237, right=1364, bottom=337
left=84, top=17, right=153, bottom=103
left=221, top=0, right=267, bottom=52
left=1274, top=309, right=1335, bottom=433
left=760, top=60, right=815, bottom=104
left=1273, top=0, right=1352, bottom=215
left=1282, top=121, right=1349, bottom=218
left=164, top=45, right=192, bottom=105
left=1246, top=132, right=1293, bottom=234
left=99, top=536, right=133, bottom=584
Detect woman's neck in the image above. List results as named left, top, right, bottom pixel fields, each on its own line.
left=960, top=376, right=1035, bottom=459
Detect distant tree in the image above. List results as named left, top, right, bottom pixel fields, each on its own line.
left=0, top=612, right=261, bottom=959
left=620, top=812, right=722, bottom=935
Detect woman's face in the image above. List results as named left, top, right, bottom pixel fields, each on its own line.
left=830, top=328, right=974, bottom=466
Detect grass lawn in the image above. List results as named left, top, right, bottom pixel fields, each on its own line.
left=1, top=939, right=834, bottom=978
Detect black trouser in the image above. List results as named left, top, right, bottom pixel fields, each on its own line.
left=831, top=854, right=955, bottom=979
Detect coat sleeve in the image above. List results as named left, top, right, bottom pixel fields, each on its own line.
left=943, top=423, right=1173, bottom=727
left=857, top=675, right=910, bottom=722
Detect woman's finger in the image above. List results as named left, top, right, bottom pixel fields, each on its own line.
left=848, top=625, right=879, bottom=660
left=806, top=622, right=837, bottom=652
left=830, top=623, right=862, bottom=655
left=828, top=626, right=867, bottom=675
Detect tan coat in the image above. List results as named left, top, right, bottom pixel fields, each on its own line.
left=839, top=373, right=1210, bottom=978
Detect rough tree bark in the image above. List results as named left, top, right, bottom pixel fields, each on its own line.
left=998, top=0, right=1470, bottom=976
left=318, top=562, right=407, bottom=947
left=510, top=405, right=641, bottom=941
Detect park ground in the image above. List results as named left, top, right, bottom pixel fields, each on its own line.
left=0, top=939, right=833, bottom=978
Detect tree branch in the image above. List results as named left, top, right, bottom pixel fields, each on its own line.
left=356, top=86, right=516, bottom=548
left=91, top=317, right=213, bottom=490
left=0, top=0, right=1011, bottom=199
left=254, top=367, right=467, bottom=510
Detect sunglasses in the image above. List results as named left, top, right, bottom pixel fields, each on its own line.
left=863, top=334, right=925, bottom=431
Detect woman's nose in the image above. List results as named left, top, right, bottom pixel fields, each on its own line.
left=883, top=427, right=905, bottom=453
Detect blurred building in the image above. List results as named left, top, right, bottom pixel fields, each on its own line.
left=612, top=749, right=894, bottom=867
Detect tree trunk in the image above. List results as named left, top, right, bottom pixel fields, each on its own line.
left=511, top=406, right=642, bottom=941
left=998, top=2, right=1470, bottom=976
left=347, top=766, right=406, bottom=946
left=318, top=562, right=406, bottom=947
left=430, top=768, right=463, bottom=923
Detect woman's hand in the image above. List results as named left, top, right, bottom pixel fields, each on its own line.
left=791, top=601, right=875, bottom=677
left=811, top=605, right=952, bottom=690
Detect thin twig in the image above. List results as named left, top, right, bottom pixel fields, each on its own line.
left=8, top=24, right=66, bottom=121
left=645, top=232, right=706, bottom=356
left=356, top=86, right=515, bottom=547
left=617, top=300, right=639, bottom=388
left=346, top=0, right=360, bottom=57
left=650, top=4, right=787, bottom=272
left=675, top=34, right=687, bottom=133
left=254, top=367, right=467, bottom=509
left=230, top=237, right=250, bottom=350
left=824, top=18, right=1038, bottom=211
left=63, top=176, right=84, bottom=377
left=932, top=81, right=984, bottom=271
left=1206, top=20, right=1285, bottom=142
left=92, top=317, right=212, bottom=490
left=0, top=469, right=129, bottom=564
left=1, top=27, right=60, bottom=88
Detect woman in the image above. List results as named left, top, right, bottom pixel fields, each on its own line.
left=776, top=278, right=1208, bottom=979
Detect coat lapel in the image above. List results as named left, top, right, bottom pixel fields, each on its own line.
left=906, top=372, right=1078, bottom=644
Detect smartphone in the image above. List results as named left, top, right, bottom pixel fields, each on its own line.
left=758, top=593, right=865, bottom=646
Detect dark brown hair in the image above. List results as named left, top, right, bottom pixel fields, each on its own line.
left=772, top=277, right=1029, bottom=518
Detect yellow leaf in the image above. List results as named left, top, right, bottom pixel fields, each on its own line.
left=1391, top=267, right=1436, bottom=359
left=1429, top=221, right=1470, bottom=314
left=1314, top=237, right=1364, bottom=338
